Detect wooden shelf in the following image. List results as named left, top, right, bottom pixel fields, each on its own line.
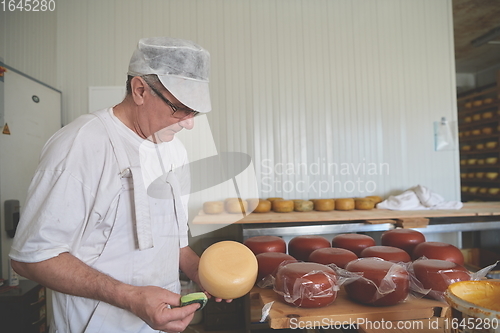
left=458, top=71, right=500, bottom=201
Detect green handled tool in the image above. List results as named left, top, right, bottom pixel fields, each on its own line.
left=180, top=292, right=208, bottom=311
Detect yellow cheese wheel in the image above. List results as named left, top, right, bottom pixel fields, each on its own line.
left=484, top=98, right=494, bottom=104
left=486, top=157, right=498, bottom=165
left=294, top=200, right=314, bottom=212
left=489, top=188, right=500, bottom=195
left=365, top=196, right=383, bottom=205
left=203, top=201, right=224, bottom=214
left=199, top=241, right=258, bottom=299
left=355, top=198, right=375, bottom=210
left=472, top=130, right=481, bottom=136
left=272, top=200, right=294, bottom=213
left=472, top=100, right=483, bottom=107
left=483, top=111, right=493, bottom=119
left=486, top=172, right=499, bottom=180
left=266, top=197, right=283, bottom=203
left=464, top=116, right=472, bottom=123
left=247, top=199, right=271, bottom=213
left=482, top=127, right=493, bottom=135
left=335, top=198, right=355, bottom=211
left=313, top=199, right=335, bottom=211
left=225, top=198, right=248, bottom=214
left=486, top=141, right=498, bottom=149
left=472, top=114, right=482, bottom=121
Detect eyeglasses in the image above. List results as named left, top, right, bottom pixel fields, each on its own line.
left=145, top=81, right=200, bottom=119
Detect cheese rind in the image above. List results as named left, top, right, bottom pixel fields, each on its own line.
left=199, top=241, right=258, bottom=299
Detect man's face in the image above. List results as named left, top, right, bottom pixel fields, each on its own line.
left=140, top=80, right=196, bottom=143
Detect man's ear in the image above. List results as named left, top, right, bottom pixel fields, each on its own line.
left=130, top=76, right=147, bottom=106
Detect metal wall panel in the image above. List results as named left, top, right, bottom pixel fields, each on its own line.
left=4, top=0, right=460, bottom=201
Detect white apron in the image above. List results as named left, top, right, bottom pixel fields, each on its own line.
left=51, top=109, right=185, bottom=333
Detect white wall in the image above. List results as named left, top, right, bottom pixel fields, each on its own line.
left=1, top=0, right=460, bottom=204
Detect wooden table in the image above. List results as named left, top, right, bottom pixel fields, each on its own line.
left=250, top=287, right=450, bottom=331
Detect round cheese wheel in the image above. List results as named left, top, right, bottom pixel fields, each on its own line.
left=331, top=234, right=375, bottom=256
left=225, top=198, right=248, bottom=214
left=308, top=247, right=358, bottom=268
left=313, top=199, right=335, bottom=211
left=412, top=259, right=470, bottom=300
left=345, top=258, right=409, bottom=306
left=256, top=252, right=297, bottom=281
left=199, top=241, right=258, bottom=299
left=247, top=199, right=271, bottom=213
left=335, top=198, right=355, bottom=211
left=412, top=242, right=464, bottom=265
left=355, top=198, right=375, bottom=210
left=244, top=236, right=286, bottom=255
left=274, top=262, right=338, bottom=308
left=380, top=229, right=426, bottom=255
left=360, top=246, right=411, bottom=263
left=294, top=200, right=314, bottom=212
left=288, top=235, right=331, bottom=261
left=203, top=201, right=224, bottom=214
left=266, top=197, right=283, bottom=203
left=365, top=196, right=383, bottom=205
left=272, top=200, right=294, bottom=213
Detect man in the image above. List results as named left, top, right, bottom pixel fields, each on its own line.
left=10, top=37, right=217, bottom=332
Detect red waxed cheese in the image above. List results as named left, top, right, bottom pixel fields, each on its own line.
left=412, top=259, right=470, bottom=300
left=308, top=248, right=358, bottom=268
left=288, top=235, right=331, bottom=261
left=244, top=236, right=286, bottom=255
left=345, top=258, right=409, bottom=306
left=381, top=229, right=426, bottom=255
left=361, top=246, right=411, bottom=263
left=331, top=234, right=376, bottom=256
left=274, top=262, right=338, bottom=308
left=256, top=252, right=297, bottom=282
left=412, top=242, right=464, bottom=265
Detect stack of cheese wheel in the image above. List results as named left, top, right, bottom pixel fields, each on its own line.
left=272, top=199, right=294, bottom=213
left=203, top=201, right=225, bottom=214
left=247, top=199, right=272, bottom=213
left=244, top=235, right=286, bottom=255
left=313, top=199, right=335, bottom=211
left=381, top=228, right=426, bottom=255
left=225, top=198, right=248, bottom=214
left=335, top=198, right=355, bottom=211
left=256, top=252, right=297, bottom=281
left=344, top=258, right=409, bottom=306
left=412, top=259, right=470, bottom=300
left=332, top=234, right=375, bottom=256
left=308, top=248, right=358, bottom=268
left=412, top=241, right=464, bottom=265
left=288, top=235, right=331, bottom=261
left=199, top=241, right=258, bottom=299
left=274, top=262, right=338, bottom=308
left=360, top=246, right=411, bottom=263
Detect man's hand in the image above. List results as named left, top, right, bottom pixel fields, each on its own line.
left=126, top=285, right=199, bottom=332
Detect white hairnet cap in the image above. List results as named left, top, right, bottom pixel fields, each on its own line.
left=128, top=37, right=211, bottom=113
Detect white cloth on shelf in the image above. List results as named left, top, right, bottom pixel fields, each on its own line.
left=376, top=185, right=463, bottom=211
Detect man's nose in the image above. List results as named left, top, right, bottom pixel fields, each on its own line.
left=179, top=117, right=195, bottom=130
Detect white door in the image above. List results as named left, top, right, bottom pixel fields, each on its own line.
left=0, top=67, right=61, bottom=279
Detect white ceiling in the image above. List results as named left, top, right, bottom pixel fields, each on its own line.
left=453, top=0, right=500, bottom=73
